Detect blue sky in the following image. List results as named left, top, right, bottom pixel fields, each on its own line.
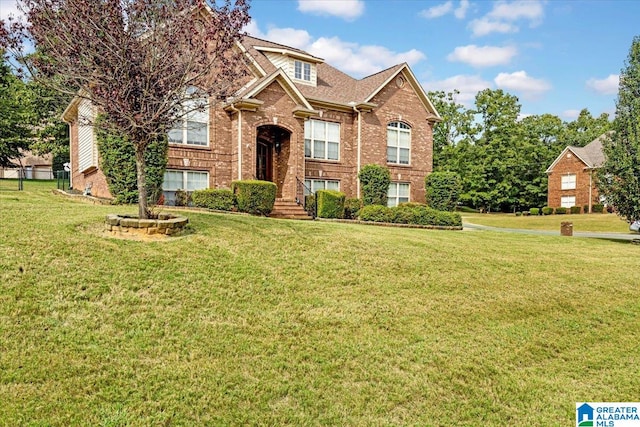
left=245, top=0, right=639, bottom=120
left=1, top=0, right=637, bottom=120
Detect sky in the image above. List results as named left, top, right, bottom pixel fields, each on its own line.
left=244, top=0, right=639, bottom=120
left=1, top=0, right=638, bottom=121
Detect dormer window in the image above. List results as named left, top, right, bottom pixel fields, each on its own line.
left=294, top=60, right=311, bottom=82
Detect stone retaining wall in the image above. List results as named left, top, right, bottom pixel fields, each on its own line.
left=105, top=213, right=189, bottom=237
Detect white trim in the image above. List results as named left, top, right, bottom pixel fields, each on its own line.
left=253, top=45, right=324, bottom=63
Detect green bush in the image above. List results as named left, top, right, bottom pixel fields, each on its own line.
left=191, top=189, right=235, bottom=211
left=425, top=171, right=461, bottom=211
left=304, top=194, right=316, bottom=217
left=343, top=198, right=362, bottom=219
left=570, top=205, right=582, bottom=214
left=358, top=205, right=393, bottom=223
left=515, top=211, right=522, bottom=216
left=583, top=204, right=590, bottom=214
left=231, top=180, right=276, bottom=215
left=316, top=190, right=346, bottom=219
left=529, top=208, right=540, bottom=216
left=359, top=203, right=462, bottom=227
left=174, top=189, right=190, bottom=207
left=592, top=203, right=604, bottom=213
left=542, top=206, right=553, bottom=215
left=96, top=114, right=168, bottom=204
left=358, top=164, right=391, bottom=206
left=555, top=207, right=567, bottom=214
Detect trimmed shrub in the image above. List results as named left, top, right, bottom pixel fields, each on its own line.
left=592, top=203, right=604, bottom=213
left=570, top=205, right=582, bottom=214
left=529, top=208, right=540, bottom=216
left=583, top=205, right=590, bottom=214
left=191, top=189, right=235, bottom=211
left=555, top=207, right=567, bottom=214
left=542, top=206, right=554, bottom=215
left=359, top=203, right=462, bottom=227
left=316, top=190, right=346, bottom=219
left=231, top=180, right=276, bottom=215
left=174, top=189, right=190, bottom=207
left=304, top=194, right=316, bottom=217
left=96, top=114, right=168, bottom=204
left=358, top=164, right=391, bottom=206
left=343, top=198, right=362, bottom=219
left=358, top=205, right=394, bottom=223
left=425, top=171, right=462, bottom=211
left=515, top=211, right=522, bottom=216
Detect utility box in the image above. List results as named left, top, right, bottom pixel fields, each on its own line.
left=561, top=221, right=573, bottom=236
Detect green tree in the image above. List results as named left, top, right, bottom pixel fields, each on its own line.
left=562, top=108, right=612, bottom=147
left=598, top=36, right=640, bottom=223
left=0, top=52, right=31, bottom=167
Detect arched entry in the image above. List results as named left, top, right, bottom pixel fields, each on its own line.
left=256, top=125, right=291, bottom=198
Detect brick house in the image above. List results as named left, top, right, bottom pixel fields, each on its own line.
left=62, top=34, right=441, bottom=211
left=546, top=134, right=608, bottom=213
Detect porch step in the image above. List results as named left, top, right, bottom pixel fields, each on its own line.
left=271, top=199, right=313, bottom=220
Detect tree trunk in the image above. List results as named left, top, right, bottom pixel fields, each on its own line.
left=135, top=143, right=148, bottom=219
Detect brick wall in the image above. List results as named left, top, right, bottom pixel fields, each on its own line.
left=547, top=150, right=599, bottom=211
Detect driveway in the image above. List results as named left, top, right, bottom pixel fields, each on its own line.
left=463, top=222, right=640, bottom=242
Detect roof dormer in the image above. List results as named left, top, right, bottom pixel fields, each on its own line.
left=253, top=45, right=323, bottom=87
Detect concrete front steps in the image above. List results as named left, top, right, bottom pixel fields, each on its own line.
left=271, top=199, right=313, bottom=220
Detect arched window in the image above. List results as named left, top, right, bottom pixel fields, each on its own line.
left=387, top=121, right=411, bottom=165
left=168, top=87, right=209, bottom=146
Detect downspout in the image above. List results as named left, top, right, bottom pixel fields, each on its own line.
left=355, top=107, right=362, bottom=198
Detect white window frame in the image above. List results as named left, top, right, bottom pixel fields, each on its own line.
left=304, top=179, right=340, bottom=195
left=388, top=182, right=410, bottom=207
left=561, top=195, right=576, bottom=209
left=168, top=88, right=209, bottom=147
left=294, top=60, right=311, bottom=82
left=304, top=120, right=340, bottom=161
left=387, top=121, right=411, bottom=165
left=561, top=174, right=576, bottom=190
left=162, top=170, right=209, bottom=192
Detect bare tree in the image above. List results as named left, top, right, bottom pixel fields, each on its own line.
left=1, top=0, right=250, bottom=218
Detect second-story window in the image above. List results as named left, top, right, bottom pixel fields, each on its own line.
left=304, top=119, right=340, bottom=161
left=168, top=87, right=209, bottom=147
left=387, top=121, right=411, bottom=165
left=294, top=60, right=311, bottom=82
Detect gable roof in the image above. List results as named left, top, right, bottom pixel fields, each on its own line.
left=546, top=133, right=609, bottom=173
left=237, top=35, right=441, bottom=119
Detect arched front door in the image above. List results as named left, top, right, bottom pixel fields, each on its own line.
left=256, top=125, right=291, bottom=198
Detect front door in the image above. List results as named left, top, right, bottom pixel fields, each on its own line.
left=256, top=140, right=272, bottom=181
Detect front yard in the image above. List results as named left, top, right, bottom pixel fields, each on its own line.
left=1, top=183, right=638, bottom=425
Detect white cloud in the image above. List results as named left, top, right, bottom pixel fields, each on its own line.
left=562, top=109, right=581, bottom=120
left=420, top=1, right=453, bottom=19
left=488, top=0, right=544, bottom=24
left=454, top=0, right=471, bottom=19
left=468, top=18, right=518, bottom=37
left=297, top=0, right=365, bottom=21
left=586, top=74, right=619, bottom=95
left=424, top=74, right=493, bottom=106
left=469, top=0, right=545, bottom=37
left=447, top=45, right=517, bottom=67
left=421, top=0, right=470, bottom=20
left=309, top=37, right=425, bottom=76
left=494, top=70, right=551, bottom=98
left=245, top=21, right=426, bottom=78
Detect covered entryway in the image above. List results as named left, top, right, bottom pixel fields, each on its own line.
left=256, top=125, right=291, bottom=198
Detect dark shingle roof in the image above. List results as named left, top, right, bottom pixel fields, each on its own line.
left=570, top=133, right=608, bottom=168
left=239, top=35, right=406, bottom=106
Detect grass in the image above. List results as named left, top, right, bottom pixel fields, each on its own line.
left=463, top=212, right=632, bottom=233
left=1, top=182, right=639, bottom=426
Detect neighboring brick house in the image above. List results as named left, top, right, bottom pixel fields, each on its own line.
left=546, top=134, right=608, bottom=213
left=62, top=34, right=441, bottom=209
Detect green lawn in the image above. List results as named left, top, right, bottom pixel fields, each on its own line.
left=463, top=212, right=632, bottom=233
left=1, top=183, right=639, bottom=426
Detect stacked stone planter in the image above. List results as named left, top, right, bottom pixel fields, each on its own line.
left=105, top=213, right=189, bottom=238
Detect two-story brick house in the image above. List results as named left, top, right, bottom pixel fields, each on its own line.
left=546, top=133, right=608, bottom=213
left=63, top=34, right=441, bottom=212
